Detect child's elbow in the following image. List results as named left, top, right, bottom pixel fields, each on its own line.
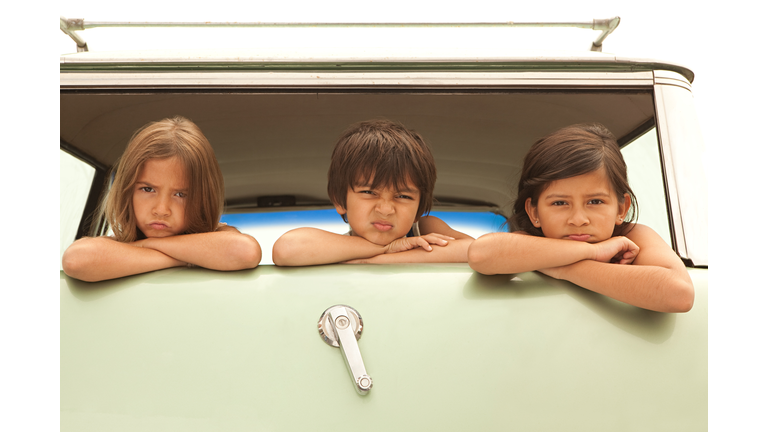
left=271, top=233, right=297, bottom=266
left=467, top=237, right=496, bottom=275
left=232, top=236, right=262, bottom=269
left=61, top=244, right=96, bottom=282
left=61, top=249, right=81, bottom=278
left=668, top=280, right=695, bottom=313
left=272, top=229, right=314, bottom=266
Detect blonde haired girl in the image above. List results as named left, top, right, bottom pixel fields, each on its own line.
left=63, top=116, right=261, bottom=281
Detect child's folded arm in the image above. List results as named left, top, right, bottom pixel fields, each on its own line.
left=272, top=227, right=389, bottom=266
left=62, top=236, right=186, bottom=282
left=348, top=216, right=476, bottom=263
left=468, top=232, right=598, bottom=275
left=532, top=224, right=693, bottom=312
left=139, top=225, right=261, bottom=271
left=540, top=259, right=694, bottom=313
left=345, top=237, right=474, bottom=264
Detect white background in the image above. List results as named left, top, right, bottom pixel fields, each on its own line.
left=3, top=0, right=762, bottom=429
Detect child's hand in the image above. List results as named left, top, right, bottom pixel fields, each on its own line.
left=385, top=234, right=455, bottom=254
left=592, top=236, right=639, bottom=265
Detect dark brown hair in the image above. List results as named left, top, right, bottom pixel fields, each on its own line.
left=327, top=119, right=437, bottom=222
left=513, top=123, right=638, bottom=236
left=98, top=116, right=225, bottom=242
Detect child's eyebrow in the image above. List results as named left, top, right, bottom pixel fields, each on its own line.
left=543, top=192, right=611, bottom=199
left=135, top=180, right=188, bottom=191
left=543, top=193, right=571, bottom=199
left=356, top=184, right=419, bottom=194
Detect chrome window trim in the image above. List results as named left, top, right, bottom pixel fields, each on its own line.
left=652, top=89, right=687, bottom=259
left=654, top=70, right=692, bottom=91
left=653, top=72, right=708, bottom=266
left=60, top=71, right=654, bottom=89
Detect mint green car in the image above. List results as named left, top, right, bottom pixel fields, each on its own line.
left=60, top=18, right=707, bottom=431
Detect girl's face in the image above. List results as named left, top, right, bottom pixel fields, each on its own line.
left=525, top=168, right=630, bottom=243
left=132, top=157, right=189, bottom=238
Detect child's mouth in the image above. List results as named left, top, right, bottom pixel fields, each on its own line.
left=150, top=223, right=169, bottom=230
left=568, top=234, right=591, bottom=241
left=373, top=222, right=393, bottom=232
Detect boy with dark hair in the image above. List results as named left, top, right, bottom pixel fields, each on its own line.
left=273, top=119, right=473, bottom=266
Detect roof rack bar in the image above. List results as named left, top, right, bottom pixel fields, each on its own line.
left=60, top=17, right=88, bottom=52
left=590, top=17, right=621, bottom=52
left=60, top=16, right=620, bottom=53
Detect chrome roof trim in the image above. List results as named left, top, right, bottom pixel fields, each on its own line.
left=60, top=71, right=655, bottom=89
left=59, top=50, right=695, bottom=83
left=654, top=70, right=692, bottom=92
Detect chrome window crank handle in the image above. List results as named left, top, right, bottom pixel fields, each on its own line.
left=319, top=305, right=372, bottom=395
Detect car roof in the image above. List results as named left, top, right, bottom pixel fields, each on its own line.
left=60, top=48, right=693, bottom=82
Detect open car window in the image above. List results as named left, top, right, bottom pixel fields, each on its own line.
left=60, top=149, right=95, bottom=269
left=221, top=209, right=508, bottom=264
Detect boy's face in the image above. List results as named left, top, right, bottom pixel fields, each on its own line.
left=335, top=179, right=421, bottom=246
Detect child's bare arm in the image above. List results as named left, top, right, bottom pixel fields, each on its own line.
left=272, top=227, right=392, bottom=266
left=345, top=238, right=473, bottom=264
left=62, top=236, right=186, bottom=282
left=419, top=216, right=473, bottom=240
left=468, top=231, right=637, bottom=275
left=540, top=224, right=694, bottom=312
left=138, top=225, right=261, bottom=271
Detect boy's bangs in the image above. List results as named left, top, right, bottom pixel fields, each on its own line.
left=352, top=157, right=420, bottom=192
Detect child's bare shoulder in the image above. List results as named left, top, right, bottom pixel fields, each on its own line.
left=418, top=215, right=474, bottom=239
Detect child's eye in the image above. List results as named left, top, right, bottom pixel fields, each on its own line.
left=397, top=194, right=414, bottom=200
left=139, top=186, right=154, bottom=193
left=175, top=192, right=187, bottom=198
left=588, top=199, right=604, bottom=205
left=551, top=201, right=567, bottom=206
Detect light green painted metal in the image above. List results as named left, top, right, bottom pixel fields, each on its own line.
left=61, top=264, right=707, bottom=431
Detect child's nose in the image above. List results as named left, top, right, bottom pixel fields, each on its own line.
left=376, top=199, right=395, bottom=215
left=153, top=196, right=171, bottom=216
left=568, top=208, right=589, bottom=226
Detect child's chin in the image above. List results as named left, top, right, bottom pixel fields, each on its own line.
left=363, top=235, right=391, bottom=246
left=363, top=232, right=405, bottom=246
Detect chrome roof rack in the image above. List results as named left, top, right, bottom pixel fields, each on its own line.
left=60, top=16, right=620, bottom=53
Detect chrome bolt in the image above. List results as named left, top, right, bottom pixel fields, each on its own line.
left=335, top=315, right=350, bottom=329
left=357, top=375, right=372, bottom=390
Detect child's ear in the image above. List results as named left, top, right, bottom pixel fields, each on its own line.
left=524, top=198, right=540, bottom=228
left=334, top=202, right=347, bottom=217
left=616, top=193, right=631, bottom=225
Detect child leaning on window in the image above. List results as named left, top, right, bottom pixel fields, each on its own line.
left=62, top=116, right=261, bottom=282
left=272, top=119, right=473, bottom=265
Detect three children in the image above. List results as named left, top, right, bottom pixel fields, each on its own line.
left=62, top=117, right=694, bottom=313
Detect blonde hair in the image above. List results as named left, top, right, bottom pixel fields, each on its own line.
left=98, top=116, right=224, bottom=242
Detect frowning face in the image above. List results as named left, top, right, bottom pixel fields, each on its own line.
left=526, top=168, right=630, bottom=243
left=335, top=179, right=421, bottom=246
left=132, top=157, right=189, bottom=238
